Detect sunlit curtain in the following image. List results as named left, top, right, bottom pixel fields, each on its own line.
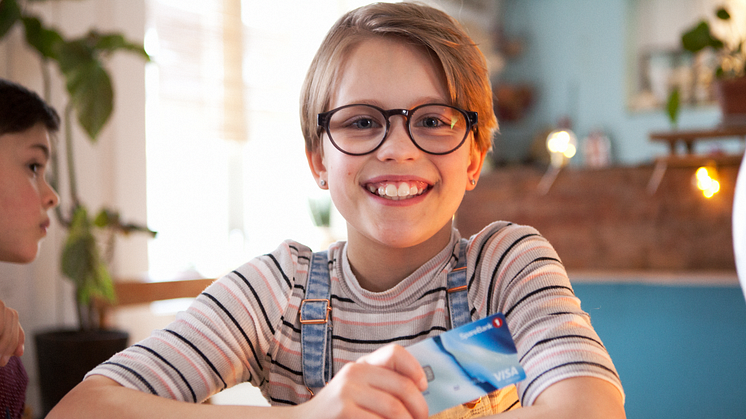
left=145, top=0, right=248, bottom=279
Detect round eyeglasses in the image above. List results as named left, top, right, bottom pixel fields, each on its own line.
left=317, top=103, right=478, bottom=156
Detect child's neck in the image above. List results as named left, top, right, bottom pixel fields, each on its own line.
left=346, top=224, right=452, bottom=292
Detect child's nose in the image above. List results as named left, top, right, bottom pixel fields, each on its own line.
left=43, top=180, right=60, bottom=210
left=376, top=116, right=419, bottom=161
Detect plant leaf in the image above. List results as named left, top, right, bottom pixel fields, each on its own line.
left=94, top=208, right=115, bottom=227
left=122, top=223, right=157, bottom=237
left=61, top=205, right=115, bottom=307
left=61, top=206, right=97, bottom=297
left=94, top=262, right=115, bottom=302
left=91, top=31, right=150, bottom=61
left=666, top=88, right=680, bottom=126
left=0, top=0, right=21, bottom=38
left=681, top=21, right=724, bottom=52
left=56, top=38, right=94, bottom=73
left=716, top=8, right=730, bottom=20
left=57, top=39, right=114, bottom=141
left=70, top=63, right=113, bottom=140
left=308, top=197, right=331, bottom=227
left=21, top=16, right=64, bottom=59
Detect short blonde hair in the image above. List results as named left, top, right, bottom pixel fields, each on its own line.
left=300, top=1, right=497, bottom=154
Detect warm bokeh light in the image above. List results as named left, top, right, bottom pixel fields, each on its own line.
left=563, top=143, right=577, bottom=159
left=695, top=166, right=721, bottom=198
left=546, top=129, right=578, bottom=167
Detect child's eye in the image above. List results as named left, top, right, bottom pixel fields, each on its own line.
left=349, top=117, right=381, bottom=130
left=415, top=116, right=447, bottom=129
left=28, top=163, right=42, bottom=175
left=421, top=117, right=443, bottom=128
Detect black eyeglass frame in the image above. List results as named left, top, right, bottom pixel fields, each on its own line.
left=317, top=103, right=479, bottom=156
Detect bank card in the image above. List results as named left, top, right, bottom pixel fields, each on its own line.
left=405, top=313, right=525, bottom=415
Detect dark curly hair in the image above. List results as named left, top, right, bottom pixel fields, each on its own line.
left=0, top=78, right=60, bottom=137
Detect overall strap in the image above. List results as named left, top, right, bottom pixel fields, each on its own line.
left=300, top=250, right=334, bottom=395
left=300, top=240, right=470, bottom=395
left=446, top=238, right=471, bottom=328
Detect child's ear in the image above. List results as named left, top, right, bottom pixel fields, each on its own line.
left=306, top=148, right=328, bottom=189
left=466, top=144, right=487, bottom=191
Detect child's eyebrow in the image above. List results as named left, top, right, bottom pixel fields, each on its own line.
left=31, top=143, right=51, bottom=159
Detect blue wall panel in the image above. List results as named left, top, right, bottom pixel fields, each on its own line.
left=574, top=283, right=746, bottom=418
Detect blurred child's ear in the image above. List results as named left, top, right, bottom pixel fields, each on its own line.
left=306, top=148, right=328, bottom=189
left=466, top=144, right=487, bottom=191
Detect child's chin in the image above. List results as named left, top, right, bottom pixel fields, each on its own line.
left=8, top=245, right=41, bottom=264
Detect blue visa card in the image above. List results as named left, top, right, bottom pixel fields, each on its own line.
left=405, top=313, right=525, bottom=415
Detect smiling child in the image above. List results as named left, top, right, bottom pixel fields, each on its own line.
left=50, top=3, right=624, bottom=419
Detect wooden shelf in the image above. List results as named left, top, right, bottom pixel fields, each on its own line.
left=650, top=125, right=746, bottom=154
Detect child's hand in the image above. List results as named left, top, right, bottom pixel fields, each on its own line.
left=294, top=344, right=429, bottom=419
left=0, top=299, right=24, bottom=367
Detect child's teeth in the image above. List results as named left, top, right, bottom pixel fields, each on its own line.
left=369, top=182, right=425, bottom=199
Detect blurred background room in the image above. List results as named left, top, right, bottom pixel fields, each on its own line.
left=1, top=0, right=745, bottom=417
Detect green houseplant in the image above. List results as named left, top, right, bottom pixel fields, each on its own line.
left=1, top=0, right=153, bottom=414
left=668, top=6, right=746, bottom=125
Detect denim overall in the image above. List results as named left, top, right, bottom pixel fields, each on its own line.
left=299, top=239, right=519, bottom=416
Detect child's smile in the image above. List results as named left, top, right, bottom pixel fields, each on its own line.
left=365, top=180, right=429, bottom=201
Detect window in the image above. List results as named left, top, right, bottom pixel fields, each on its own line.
left=145, top=0, right=375, bottom=280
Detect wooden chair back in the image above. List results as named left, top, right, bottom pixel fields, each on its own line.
left=97, top=278, right=215, bottom=329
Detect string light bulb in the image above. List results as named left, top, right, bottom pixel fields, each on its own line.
left=538, top=126, right=578, bottom=195
left=694, top=165, right=721, bottom=199
left=546, top=129, right=578, bottom=168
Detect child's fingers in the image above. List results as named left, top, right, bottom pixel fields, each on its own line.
left=359, top=366, right=429, bottom=419
left=14, top=325, right=25, bottom=357
left=312, top=361, right=428, bottom=419
left=0, top=303, right=21, bottom=365
left=355, top=384, right=426, bottom=419
left=356, top=344, right=428, bottom=391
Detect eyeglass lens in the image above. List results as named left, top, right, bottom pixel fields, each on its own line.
left=326, top=104, right=469, bottom=155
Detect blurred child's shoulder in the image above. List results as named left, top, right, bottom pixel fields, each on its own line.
left=464, top=221, right=554, bottom=261
left=468, top=220, right=545, bottom=245
left=227, top=239, right=314, bottom=278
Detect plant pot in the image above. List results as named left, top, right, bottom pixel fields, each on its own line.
left=34, top=329, right=128, bottom=417
left=714, top=77, right=746, bottom=126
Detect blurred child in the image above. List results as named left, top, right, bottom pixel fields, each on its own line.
left=50, top=3, right=624, bottom=418
left=0, top=78, right=61, bottom=419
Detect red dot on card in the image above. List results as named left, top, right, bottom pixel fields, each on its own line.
left=492, top=317, right=503, bottom=328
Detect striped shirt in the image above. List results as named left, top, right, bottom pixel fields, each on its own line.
left=87, top=221, right=623, bottom=407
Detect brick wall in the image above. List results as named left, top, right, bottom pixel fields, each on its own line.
left=456, top=164, right=739, bottom=271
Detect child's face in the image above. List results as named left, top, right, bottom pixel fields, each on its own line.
left=0, top=123, right=59, bottom=263
left=309, top=37, right=485, bottom=253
